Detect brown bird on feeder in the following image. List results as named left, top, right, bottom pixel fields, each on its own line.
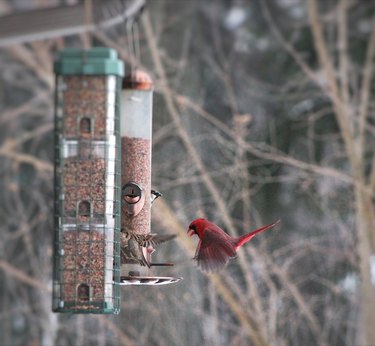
left=120, top=230, right=176, bottom=267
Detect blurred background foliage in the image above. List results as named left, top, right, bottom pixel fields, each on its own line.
left=0, top=0, right=374, bottom=345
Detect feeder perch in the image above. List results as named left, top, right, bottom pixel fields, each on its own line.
left=120, top=275, right=182, bottom=286
left=52, top=48, right=124, bottom=314
left=120, top=70, right=182, bottom=285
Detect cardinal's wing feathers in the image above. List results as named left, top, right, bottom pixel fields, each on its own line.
left=194, top=229, right=237, bottom=273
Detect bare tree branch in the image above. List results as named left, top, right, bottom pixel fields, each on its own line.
left=358, top=18, right=375, bottom=156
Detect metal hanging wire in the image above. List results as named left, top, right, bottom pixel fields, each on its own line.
left=133, top=20, right=141, bottom=67
left=126, top=15, right=141, bottom=72
left=84, top=0, right=93, bottom=49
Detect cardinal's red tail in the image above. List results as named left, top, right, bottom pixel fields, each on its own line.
left=234, top=220, right=280, bottom=250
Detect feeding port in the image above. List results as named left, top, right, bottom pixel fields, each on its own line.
left=52, top=48, right=124, bottom=313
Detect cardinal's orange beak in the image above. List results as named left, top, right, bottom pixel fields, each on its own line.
left=187, top=228, right=195, bottom=237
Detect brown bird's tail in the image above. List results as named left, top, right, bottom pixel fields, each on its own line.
left=234, top=220, right=280, bottom=250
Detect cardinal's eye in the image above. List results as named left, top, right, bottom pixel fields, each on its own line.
left=190, top=225, right=196, bottom=231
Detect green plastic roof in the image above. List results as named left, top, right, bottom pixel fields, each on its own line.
left=54, top=47, right=124, bottom=76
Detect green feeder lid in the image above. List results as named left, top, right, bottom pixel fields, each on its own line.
left=54, top=47, right=124, bottom=76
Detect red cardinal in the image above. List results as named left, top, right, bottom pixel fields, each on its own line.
left=187, top=218, right=280, bottom=273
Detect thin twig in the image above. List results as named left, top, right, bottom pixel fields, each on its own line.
left=337, top=0, right=350, bottom=125
left=307, top=0, right=357, bottom=171
left=358, top=18, right=375, bottom=156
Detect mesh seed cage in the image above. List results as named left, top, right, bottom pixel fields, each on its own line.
left=53, top=48, right=124, bottom=314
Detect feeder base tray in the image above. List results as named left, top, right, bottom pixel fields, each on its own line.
left=120, top=276, right=183, bottom=286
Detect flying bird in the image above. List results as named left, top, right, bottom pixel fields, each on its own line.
left=187, top=218, right=280, bottom=273
left=120, top=230, right=176, bottom=267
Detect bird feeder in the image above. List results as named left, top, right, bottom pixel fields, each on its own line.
left=121, top=70, right=153, bottom=241
left=52, top=48, right=124, bottom=313
left=120, top=70, right=182, bottom=285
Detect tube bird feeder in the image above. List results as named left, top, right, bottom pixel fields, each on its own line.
left=120, top=70, right=182, bottom=285
left=53, top=48, right=124, bottom=313
left=120, top=71, right=152, bottom=277
left=121, top=71, right=153, bottom=240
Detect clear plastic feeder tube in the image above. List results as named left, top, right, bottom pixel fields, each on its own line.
left=121, top=70, right=153, bottom=237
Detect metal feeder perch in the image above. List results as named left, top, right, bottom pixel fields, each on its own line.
left=52, top=48, right=124, bottom=314
left=120, top=276, right=182, bottom=285
left=120, top=70, right=182, bottom=286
